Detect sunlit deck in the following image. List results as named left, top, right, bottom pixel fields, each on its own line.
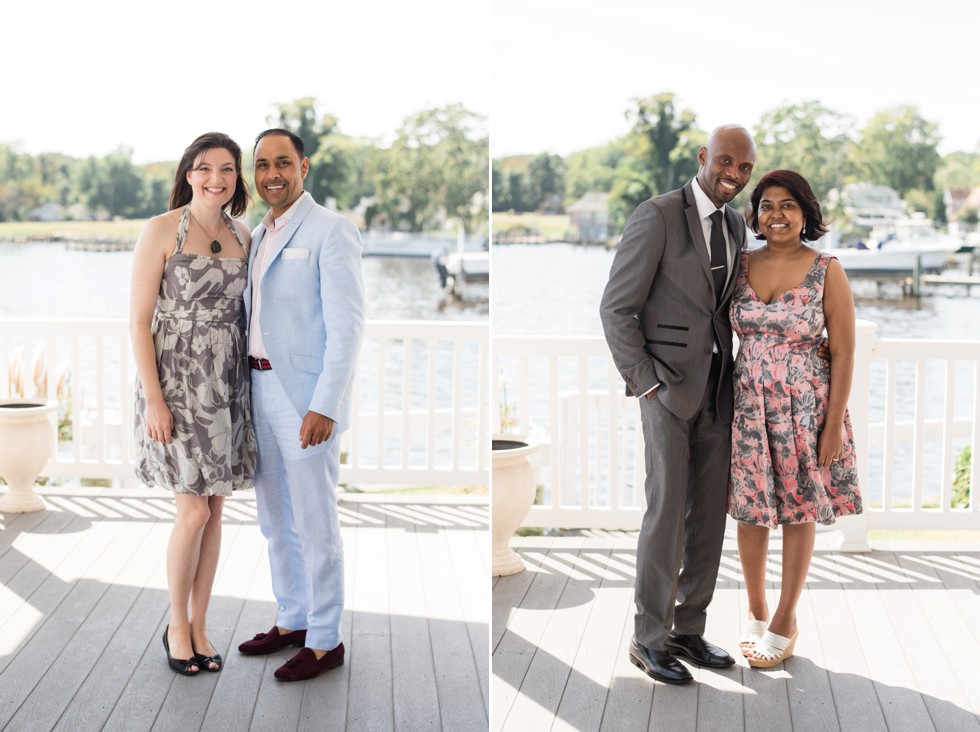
left=0, top=488, right=488, bottom=732
left=492, top=527, right=980, bottom=732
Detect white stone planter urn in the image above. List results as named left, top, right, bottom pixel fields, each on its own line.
left=492, top=435, right=539, bottom=576
left=0, top=399, right=58, bottom=513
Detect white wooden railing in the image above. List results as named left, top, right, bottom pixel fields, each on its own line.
left=493, top=321, right=980, bottom=545
left=0, top=319, right=488, bottom=487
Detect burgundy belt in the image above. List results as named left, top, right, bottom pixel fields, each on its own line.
left=249, top=356, right=273, bottom=371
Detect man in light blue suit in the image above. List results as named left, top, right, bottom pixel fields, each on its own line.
left=237, top=128, right=365, bottom=681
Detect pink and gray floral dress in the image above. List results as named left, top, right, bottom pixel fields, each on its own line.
left=727, top=250, right=862, bottom=528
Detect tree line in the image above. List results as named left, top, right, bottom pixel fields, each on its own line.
left=0, top=98, right=488, bottom=234
left=493, top=93, right=980, bottom=230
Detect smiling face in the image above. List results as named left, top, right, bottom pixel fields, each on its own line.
left=253, top=133, right=309, bottom=218
left=185, top=147, right=237, bottom=209
left=696, top=127, right=756, bottom=208
left=757, top=185, right=805, bottom=246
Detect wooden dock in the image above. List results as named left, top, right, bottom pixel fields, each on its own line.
left=0, top=489, right=488, bottom=731
left=493, top=528, right=980, bottom=731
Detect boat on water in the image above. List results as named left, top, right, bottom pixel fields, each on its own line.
left=826, top=215, right=968, bottom=277
left=432, top=231, right=489, bottom=296
left=361, top=232, right=449, bottom=258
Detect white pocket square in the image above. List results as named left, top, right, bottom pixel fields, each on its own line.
left=282, top=248, right=310, bottom=260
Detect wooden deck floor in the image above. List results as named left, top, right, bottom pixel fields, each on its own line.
left=0, top=489, right=488, bottom=732
left=493, top=527, right=980, bottom=732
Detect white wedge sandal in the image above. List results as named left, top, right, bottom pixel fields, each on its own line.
left=747, top=630, right=798, bottom=668
left=738, top=619, right=768, bottom=657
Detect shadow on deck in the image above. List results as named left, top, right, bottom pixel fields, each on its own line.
left=0, top=490, right=489, bottom=731
left=492, top=528, right=980, bottom=731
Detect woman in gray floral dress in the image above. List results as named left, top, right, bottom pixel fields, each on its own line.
left=727, top=170, right=861, bottom=669
left=131, top=132, right=256, bottom=675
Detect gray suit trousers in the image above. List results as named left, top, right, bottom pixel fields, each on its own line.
left=634, top=357, right=731, bottom=651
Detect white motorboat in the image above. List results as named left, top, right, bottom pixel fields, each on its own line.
left=433, top=230, right=489, bottom=296
left=828, top=215, right=966, bottom=277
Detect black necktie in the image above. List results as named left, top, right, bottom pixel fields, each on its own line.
left=709, top=210, right=728, bottom=302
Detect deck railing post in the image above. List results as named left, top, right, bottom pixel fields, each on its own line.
left=836, top=319, right=876, bottom=552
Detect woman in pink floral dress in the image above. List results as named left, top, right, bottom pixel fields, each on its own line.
left=728, top=170, right=861, bottom=668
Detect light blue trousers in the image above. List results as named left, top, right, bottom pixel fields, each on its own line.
left=251, top=369, right=344, bottom=651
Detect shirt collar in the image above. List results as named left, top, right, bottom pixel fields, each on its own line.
left=691, top=177, right=725, bottom=222
left=261, top=190, right=311, bottom=232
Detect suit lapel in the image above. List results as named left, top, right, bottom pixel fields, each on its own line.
left=682, top=182, right=714, bottom=290
left=256, top=193, right=316, bottom=290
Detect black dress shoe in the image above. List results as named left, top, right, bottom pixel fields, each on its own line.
left=665, top=633, right=735, bottom=668
left=629, top=637, right=693, bottom=684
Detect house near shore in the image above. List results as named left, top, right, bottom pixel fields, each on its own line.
left=833, top=183, right=904, bottom=228
left=567, top=191, right=612, bottom=245
left=26, top=202, right=66, bottom=222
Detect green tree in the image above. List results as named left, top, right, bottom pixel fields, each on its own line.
left=754, top=101, right=855, bottom=201
left=492, top=156, right=533, bottom=212
left=564, top=138, right=627, bottom=201
left=374, top=104, right=487, bottom=232
left=268, top=97, right=370, bottom=212
left=624, top=93, right=697, bottom=197
left=526, top=152, right=565, bottom=210
left=607, top=93, right=699, bottom=228
left=935, top=150, right=980, bottom=192
left=853, top=106, right=941, bottom=197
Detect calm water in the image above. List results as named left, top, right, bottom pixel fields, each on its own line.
left=0, top=241, right=487, bottom=321
left=492, top=242, right=980, bottom=337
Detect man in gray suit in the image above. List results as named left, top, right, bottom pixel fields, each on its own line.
left=600, top=125, right=756, bottom=684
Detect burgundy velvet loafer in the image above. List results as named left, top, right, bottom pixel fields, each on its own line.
left=238, top=626, right=307, bottom=656
left=274, top=644, right=345, bottom=681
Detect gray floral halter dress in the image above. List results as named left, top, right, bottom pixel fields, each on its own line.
left=134, top=207, right=257, bottom=496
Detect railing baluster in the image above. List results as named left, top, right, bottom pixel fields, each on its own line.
left=972, top=362, right=980, bottom=513
left=402, top=337, right=411, bottom=469
left=607, top=359, right=619, bottom=512
left=452, top=336, right=462, bottom=472
left=427, top=338, right=436, bottom=470
left=912, top=357, right=926, bottom=512
left=940, top=360, right=956, bottom=511
left=882, top=358, right=895, bottom=512
left=578, top=356, right=589, bottom=510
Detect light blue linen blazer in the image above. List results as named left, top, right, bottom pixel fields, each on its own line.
left=244, top=193, right=365, bottom=433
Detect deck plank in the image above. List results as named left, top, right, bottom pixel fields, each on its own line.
left=7, top=518, right=163, bottom=732
left=553, top=539, right=634, bottom=732
left=890, top=551, right=980, bottom=729
left=0, top=493, right=487, bottom=732
left=345, top=502, right=395, bottom=732
left=504, top=537, right=605, bottom=729
left=418, top=510, right=488, bottom=732
left=387, top=504, right=441, bottom=731
left=493, top=533, right=980, bottom=731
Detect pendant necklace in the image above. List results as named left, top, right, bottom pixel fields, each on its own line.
left=187, top=207, right=222, bottom=253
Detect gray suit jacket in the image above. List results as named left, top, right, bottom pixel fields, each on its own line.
left=599, top=180, right=745, bottom=423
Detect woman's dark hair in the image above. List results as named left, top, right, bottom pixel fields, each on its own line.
left=746, top=169, right=828, bottom=242
left=169, top=132, right=250, bottom=217
left=254, top=128, right=305, bottom=157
